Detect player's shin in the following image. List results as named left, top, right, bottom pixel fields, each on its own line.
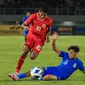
left=16, top=47, right=30, bottom=73
left=16, top=56, right=26, bottom=73
left=18, top=72, right=31, bottom=79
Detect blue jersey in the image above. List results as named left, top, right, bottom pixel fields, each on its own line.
left=43, top=51, right=84, bottom=80
left=22, top=16, right=29, bottom=36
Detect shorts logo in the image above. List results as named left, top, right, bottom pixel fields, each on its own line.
left=73, top=63, right=77, bottom=68
left=63, top=59, right=69, bottom=65
left=26, top=42, right=30, bottom=45
left=36, top=45, right=41, bottom=51
left=42, top=24, right=46, bottom=28
left=45, top=67, right=47, bottom=70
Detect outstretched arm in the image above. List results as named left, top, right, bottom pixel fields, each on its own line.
left=52, top=32, right=61, bottom=55
left=22, top=23, right=29, bottom=30
left=46, top=20, right=52, bottom=43
left=78, top=61, right=85, bottom=75
left=46, top=29, right=50, bottom=43
left=22, top=14, right=35, bottom=30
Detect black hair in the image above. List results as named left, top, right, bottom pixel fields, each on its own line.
left=68, top=45, right=80, bottom=52
left=39, top=6, right=48, bottom=13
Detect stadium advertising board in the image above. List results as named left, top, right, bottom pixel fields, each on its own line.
left=0, top=25, right=23, bottom=35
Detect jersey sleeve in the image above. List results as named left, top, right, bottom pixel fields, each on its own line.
left=59, top=51, right=68, bottom=58
left=24, top=14, right=35, bottom=25
left=78, top=60, right=85, bottom=71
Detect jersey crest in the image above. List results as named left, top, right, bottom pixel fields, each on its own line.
left=73, top=63, right=77, bottom=68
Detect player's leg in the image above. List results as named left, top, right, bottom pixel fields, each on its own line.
left=15, top=36, right=34, bottom=73
left=15, top=46, right=31, bottom=73
left=43, top=75, right=57, bottom=80
left=8, top=36, right=34, bottom=80
left=25, top=36, right=27, bottom=41
left=43, top=74, right=58, bottom=80
left=8, top=44, right=32, bottom=79
left=30, top=43, right=43, bottom=60
left=8, top=71, right=31, bottom=81
left=42, top=66, right=59, bottom=81
left=8, top=46, right=31, bottom=78
left=18, top=71, right=31, bottom=79
left=24, top=29, right=28, bottom=41
left=30, top=51, right=39, bottom=60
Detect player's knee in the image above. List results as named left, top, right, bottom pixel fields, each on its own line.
left=43, top=75, right=50, bottom=80
left=30, top=56, right=36, bottom=60
left=46, top=75, right=50, bottom=78
left=30, top=54, right=37, bottom=60
left=30, top=51, right=38, bottom=60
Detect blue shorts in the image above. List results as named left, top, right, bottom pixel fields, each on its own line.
left=24, top=30, right=28, bottom=36
left=42, top=66, right=67, bottom=80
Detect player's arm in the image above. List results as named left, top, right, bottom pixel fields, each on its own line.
left=78, top=61, right=85, bottom=74
left=46, top=29, right=51, bottom=43
left=46, top=20, right=52, bottom=43
left=52, top=32, right=61, bottom=55
left=22, top=23, right=29, bottom=30
left=22, top=14, right=35, bottom=30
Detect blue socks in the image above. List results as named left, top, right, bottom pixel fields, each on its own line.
left=18, top=73, right=27, bottom=79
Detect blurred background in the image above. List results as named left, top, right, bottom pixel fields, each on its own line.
left=0, top=0, right=85, bottom=35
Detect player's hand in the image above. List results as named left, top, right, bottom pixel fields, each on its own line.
left=46, top=38, right=50, bottom=43
left=52, top=32, right=58, bottom=40
left=22, top=23, right=29, bottom=30
left=24, top=26, right=29, bottom=30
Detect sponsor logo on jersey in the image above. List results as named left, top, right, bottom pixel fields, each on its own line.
left=42, top=24, right=46, bottom=28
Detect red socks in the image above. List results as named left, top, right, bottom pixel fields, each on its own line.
left=16, top=56, right=26, bottom=73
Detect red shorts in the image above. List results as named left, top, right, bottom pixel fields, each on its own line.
left=24, top=36, right=45, bottom=53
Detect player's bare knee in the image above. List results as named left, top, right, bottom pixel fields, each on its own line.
left=46, top=75, right=50, bottom=78
left=30, top=56, right=36, bottom=60
left=43, top=75, right=50, bottom=80
left=30, top=51, right=38, bottom=60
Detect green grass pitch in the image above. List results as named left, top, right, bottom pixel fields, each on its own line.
left=0, top=36, right=85, bottom=85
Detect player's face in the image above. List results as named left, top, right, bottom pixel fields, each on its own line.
left=69, top=49, right=78, bottom=59
left=38, top=11, right=47, bottom=19
left=27, top=12, right=31, bottom=17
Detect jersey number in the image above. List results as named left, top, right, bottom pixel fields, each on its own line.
left=36, top=26, right=41, bottom=31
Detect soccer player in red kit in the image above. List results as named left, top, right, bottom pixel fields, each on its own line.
left=8, top=6, right=52, bottom=77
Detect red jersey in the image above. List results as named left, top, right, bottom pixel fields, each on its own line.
left=25, top=13, right=52, bottom=40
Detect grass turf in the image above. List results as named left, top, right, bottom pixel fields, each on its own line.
left=0, top=36, right=85, bottom=85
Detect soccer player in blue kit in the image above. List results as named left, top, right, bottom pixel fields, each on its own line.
left=22, top=11, right=31, bottom=41
left=9, top=32, right=85, bottom=81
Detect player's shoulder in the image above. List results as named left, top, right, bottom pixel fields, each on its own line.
left=30, top=13, right=37, bottom=18
left=32, top=13, right=37, bottom=16
left=46, top=16, right=52, bottom=22
left=76, top=58, right=83, bottom=64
